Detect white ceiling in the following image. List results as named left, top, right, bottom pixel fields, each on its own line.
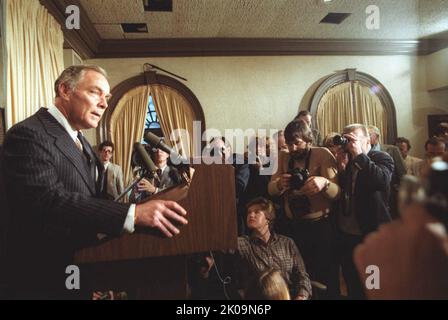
left=80, top=0, right=448, bottom=40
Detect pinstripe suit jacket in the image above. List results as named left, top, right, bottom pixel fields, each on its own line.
left=2, top=108, right=129, bottom=294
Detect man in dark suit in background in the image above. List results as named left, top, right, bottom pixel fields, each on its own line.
left=368, top=125, right=406, bottom=218
left=334, top=124, right=394, bottom=299
left=1, top=65, right=188, bottom=299
left=208, top=136, right=250, bottom=235
left=130, top=147, right=182, bottom=203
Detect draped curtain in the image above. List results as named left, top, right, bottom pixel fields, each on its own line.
left=5, top=0, right=64, bottom=129
left=110, top=86, right=150, bottom=185
left=109, top=84, right=198, bottom=185
left=150, top=84, right=196, bottom=158
left=316, top=81, right=387, bottom=143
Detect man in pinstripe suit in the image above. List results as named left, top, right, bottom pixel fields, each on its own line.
left=1, top=65, right=188, bottom=298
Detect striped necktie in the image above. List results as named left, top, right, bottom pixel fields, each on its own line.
left=77, top=131, right=97, bottom=183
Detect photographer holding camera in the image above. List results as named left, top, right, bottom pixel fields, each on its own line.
left=268, top=119, right=341, bottom=299
left=333, top=124, right=394, bottom=299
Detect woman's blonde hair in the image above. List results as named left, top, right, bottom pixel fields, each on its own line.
left=245, top=268, right=291, bottom=300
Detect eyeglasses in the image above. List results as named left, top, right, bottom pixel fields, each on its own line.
left=286, top=139, right=307, bottom=147
left=102, top=149, right=113, bottom=154
left=210, top=146, right=226, bottom=157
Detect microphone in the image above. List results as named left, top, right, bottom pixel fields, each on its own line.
left=144, top=131, right=186, bottom=164
left=134, top=143, right=157, bottom=173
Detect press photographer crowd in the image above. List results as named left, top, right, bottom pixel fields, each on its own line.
left=0, top=65, right=447, bottom=300
left=189, top=117, right=448, bottom=301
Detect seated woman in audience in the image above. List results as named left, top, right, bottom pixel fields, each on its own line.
left=239, top=136, right=273, bottom=234
left=235, top=197, right=311, bottom=300
left=190, top=197, right=312, bottom=300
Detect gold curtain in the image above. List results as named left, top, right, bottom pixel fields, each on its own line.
left=352, top=82, right=387, bottom=144
left=110, top=86, right=150, bottom=185
left=5, top=0, right=64, bottom=129
left=317, top=81, right=387, bottom=143
left=317, top=82, right=354, bottom=139
left=150, top=84, right=196, bottom=158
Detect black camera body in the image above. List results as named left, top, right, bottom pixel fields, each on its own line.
left=287, top=167, right=312, bottom=217
left=333, top=135, right=349, bottom=148
left=289, top=167, right=310, bottom=189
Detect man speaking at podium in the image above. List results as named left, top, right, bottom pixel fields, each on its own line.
left=2, top=65, right=188, bottom=299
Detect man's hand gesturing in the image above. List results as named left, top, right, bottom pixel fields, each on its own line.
left=135, top=200, right=188, bottom=237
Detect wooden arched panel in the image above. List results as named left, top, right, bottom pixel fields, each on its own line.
left=97, top=71, right=206, bottom=143
left=309, top=69, right=397, bottom=144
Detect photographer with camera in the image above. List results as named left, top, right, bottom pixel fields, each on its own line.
left=268, top=120, right=341, bottom=299
left=333, top=124, right=394, bottom=299
left=129, top=144, right=182, bottom=203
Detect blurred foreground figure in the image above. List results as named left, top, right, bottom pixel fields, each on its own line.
left=354, top=204, right=448, bottom=299
left=354, top=155, right=448, bottom=299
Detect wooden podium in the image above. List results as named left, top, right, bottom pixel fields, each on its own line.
left=74, top=163, right=238, bottom=299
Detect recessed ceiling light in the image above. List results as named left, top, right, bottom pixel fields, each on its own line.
left=143, top=0, right=173, bottom=12
left=320, top=12, right=351, bottom=24
left=121, top=23, right=148, bottom=33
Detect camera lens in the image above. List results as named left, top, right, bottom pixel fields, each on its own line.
left=333, top=135, right=348, bottom=146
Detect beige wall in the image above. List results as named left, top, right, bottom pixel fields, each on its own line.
left=0, top=38, right=4, bottom=108
left=86, top=55, right=448, bottom=158
left=426, top=47, right=448, bottom=91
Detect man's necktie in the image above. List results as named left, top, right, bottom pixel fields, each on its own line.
left=75, top=136, right=83, bottom=152
left=102, top=166, right=111, bottom=199
left=155, top=168, right=163, bottom=188
left=77, top=132, right=96, bottom=183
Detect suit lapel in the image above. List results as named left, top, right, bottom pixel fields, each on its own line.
left=37, top=109, right=96, bottom=195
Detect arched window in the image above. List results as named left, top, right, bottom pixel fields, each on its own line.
left=308, top=69, right=397, bottom=144
left=98, top=70, right=206, bottom=184
left=145, top=96, right=161, bottom=130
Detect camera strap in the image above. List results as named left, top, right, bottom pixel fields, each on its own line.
left=286, top=149, right=313, bottom=219
left=288, top=148, right=312, bottom=172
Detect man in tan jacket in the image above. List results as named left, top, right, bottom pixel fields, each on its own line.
left=268, top=119, right=341, bottom=299
left=98, top=140, right=124, bottom=201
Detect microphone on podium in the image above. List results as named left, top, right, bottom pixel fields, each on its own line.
left=144, top=131, right=186, bottom=165
left=134, top=142, right=158, bottom=173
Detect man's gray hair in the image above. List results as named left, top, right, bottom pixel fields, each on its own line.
left=343, top=124, right=370, bottom=138
left=54, top=65, right=108, bottom=97
left=367, top=125, right=381, bottom=137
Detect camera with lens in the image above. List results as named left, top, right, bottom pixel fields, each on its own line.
left=289, top=167, right=310, bottom=190
left=332, top=134, right=349, bottom=148
left=287, top=167, right=312, bottom=217
left=399, top=159, right=448, bottom=227
left=209, top=146, right=226, bottom=157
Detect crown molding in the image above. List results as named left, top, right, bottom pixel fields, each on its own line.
left=40, top=0, right=100, bottom=59
left=40, top=1, right=448, bottom=59
left=97, top=38, right=428, bottom=58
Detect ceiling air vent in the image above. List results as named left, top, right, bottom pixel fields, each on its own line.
left=121, top=23, right=148, bottom=33
left=143, top=0, right=173, bottom=12
left=320, top=12, right=351, bottom=24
